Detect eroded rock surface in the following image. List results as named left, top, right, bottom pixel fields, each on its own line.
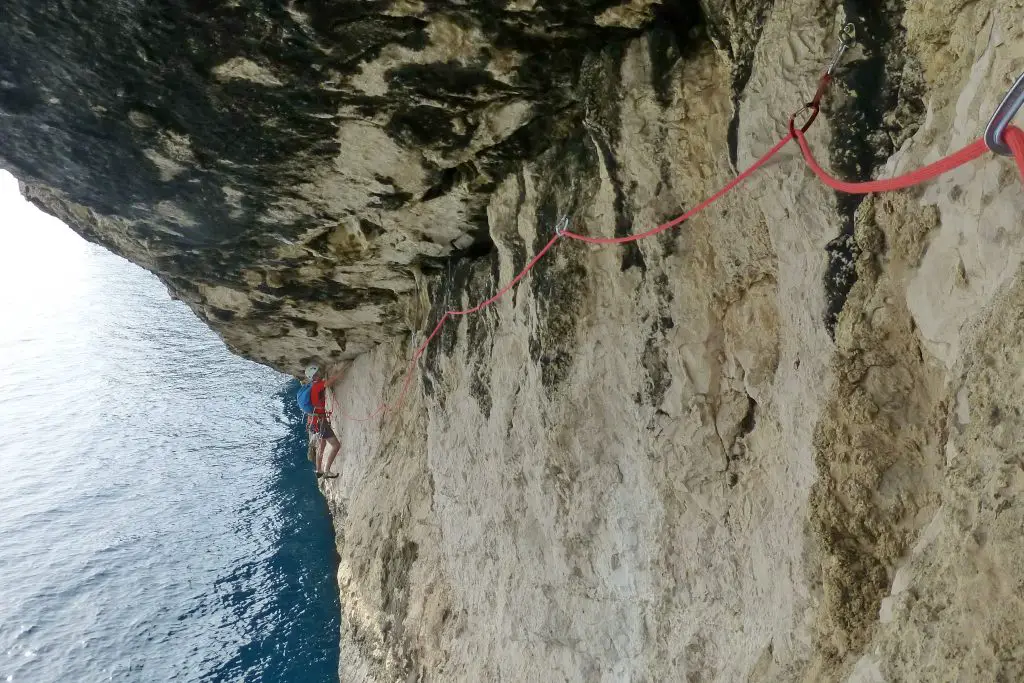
left=4, top=0, right=1024, bottom=681
left=3, top=0, right=708, bottom=373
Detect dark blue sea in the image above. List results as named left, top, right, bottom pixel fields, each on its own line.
left=0, top=171, right=340, bottom=682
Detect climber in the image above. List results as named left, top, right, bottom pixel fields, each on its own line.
left=297, top=364, right=345, bottom=479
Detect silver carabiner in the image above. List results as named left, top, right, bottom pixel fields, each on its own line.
left=826, top=23, right=856, bottom=76
left=554, top=214, right=570, bottom=237
left=985, top=71, right=1024, bottom=156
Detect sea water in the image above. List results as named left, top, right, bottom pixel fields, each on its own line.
left=0, top=171, right=339, bottom=682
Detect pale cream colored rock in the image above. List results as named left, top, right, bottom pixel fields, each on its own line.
left=310, top=2, right=1024, bottom=682
left=211, top=57, right=284, bottom=86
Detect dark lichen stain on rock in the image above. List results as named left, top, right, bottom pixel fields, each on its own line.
left=504, top=170, right=531, bottom=278
left=529, top=243, right=589, bottom=395
left=387, top=62, right=511, bottom=102
left=418, top=236, right=500, bottom=417
left=578, top=42, right=648, bottom=273
left=646, top=1, right=707, bottom=108
left=738, top=395, right=757, bottom=437
left=709, top=0, right=773, bottom=168
left=527, top=133, right=596, bottom=395
left=419, top=273, right=453, bottom=405
left=641, top=313, right=674, bottom=408
left=821, top=0, right=925, bottom=338
left=378, top=517, right=421, bottom=679
left=386, top=105, right=473, bottom=152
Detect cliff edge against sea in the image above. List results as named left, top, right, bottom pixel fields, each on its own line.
left=3, top=1, right=1024, bottom=680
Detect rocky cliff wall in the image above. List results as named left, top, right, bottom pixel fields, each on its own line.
left=317, top=3, right=1024, bottom=681
left=4, top=0, right=1024, bottom=681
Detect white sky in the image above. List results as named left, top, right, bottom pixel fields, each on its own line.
left=0, top=169, right=75, bottom=232
left=0, top=169, right=91, bottom=302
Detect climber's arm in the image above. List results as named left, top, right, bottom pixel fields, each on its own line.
left=323, top=364, right=348, bottom=386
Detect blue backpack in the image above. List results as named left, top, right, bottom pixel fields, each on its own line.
left=296, top=384, right=315, bottom=414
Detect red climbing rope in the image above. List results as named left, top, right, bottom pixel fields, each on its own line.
left=794, top=128, right=991, bottom=194
left=450, top=234, right=562, bottom=316
left=327, top=134, right=794, bottom=421
left=1006, top=126, right=1024, bottom=183
left=329, top=91, right=1024, bottom=424
left=332, top=235, right=563, bottom=421
left=561, top=134, right=795, bottom=245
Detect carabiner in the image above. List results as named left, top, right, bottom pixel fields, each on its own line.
left=985, top=71, right=1024, bottom=156
left=789, top=103, right=820, bottom=135
left=554, top=214, right=570, bottom=237
left=826, top=23, right=856, bottom=76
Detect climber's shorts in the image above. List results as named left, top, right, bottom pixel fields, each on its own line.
left=311, top=417, right=335, bottom=440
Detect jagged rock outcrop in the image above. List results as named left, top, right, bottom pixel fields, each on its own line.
left=4, top=0, right=1024, bottom=681
left=3, top=0, right=709, bottom=374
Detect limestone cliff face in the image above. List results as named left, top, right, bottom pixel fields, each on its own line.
left=2, top=0, right=708, bottom=374
left=5, top=0, right=1024, bottom=681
